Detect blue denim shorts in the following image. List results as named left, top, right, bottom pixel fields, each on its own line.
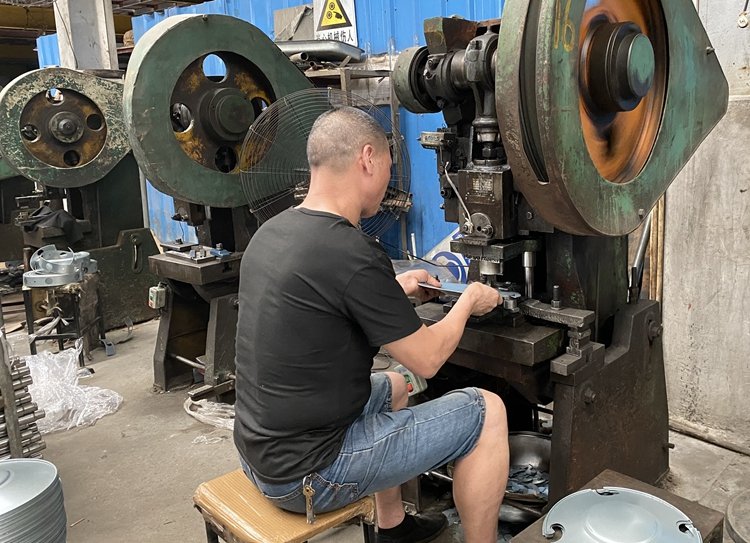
left=241, top=372, right=486, bottom=513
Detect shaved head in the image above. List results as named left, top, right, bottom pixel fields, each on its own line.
left=307, top=107, right=388, bottom=171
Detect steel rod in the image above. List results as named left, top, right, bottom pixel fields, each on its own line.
left=169, top=353, right=205, bottom=370
left=0, top=393, right=32, bottom=407
left=0, top=441, right=45, bottom=460
left=275, top=40, right=364, bottom=62
left=424, top=470, right=453, bottom=483
left=0, top=411, right=44, bottom=433
left=0, top=402, right=39, bottom=422
left=0, top=434, right=42, bottom=455
left=630, top=211, right=652, bottom=302
left=0, top=428, right=36, bottom=448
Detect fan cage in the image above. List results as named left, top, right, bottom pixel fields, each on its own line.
left=239, top=88, right=411, bottom=237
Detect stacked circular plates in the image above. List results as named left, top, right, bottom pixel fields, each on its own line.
left=0, top=459, right=66, bottom=543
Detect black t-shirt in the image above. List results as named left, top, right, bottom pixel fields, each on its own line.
left=233, top=207, right=422, bottom=483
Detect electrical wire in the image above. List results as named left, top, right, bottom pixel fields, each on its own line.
left=178, top=220, right=186, bottom=243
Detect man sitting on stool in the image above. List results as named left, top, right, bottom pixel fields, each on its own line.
left=234, top=106, right=509, bottom=543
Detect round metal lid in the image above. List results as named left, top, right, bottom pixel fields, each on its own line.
left=0, top=459, right=59, bottom=516
left=543, top=487, right=701, bottom=543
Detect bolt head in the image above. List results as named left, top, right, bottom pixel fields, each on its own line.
left=648, top=320, right=663, bottom=341
left=526, top=211, right=534, bottom=220
left=59, top=120, right=76, bottom=135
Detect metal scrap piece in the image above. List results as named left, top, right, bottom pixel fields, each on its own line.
left=506, top=464, right=549, bottom=501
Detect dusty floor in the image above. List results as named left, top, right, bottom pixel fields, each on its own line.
left=3, top=315, right=748, bottom=543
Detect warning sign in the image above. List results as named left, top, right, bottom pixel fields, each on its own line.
left=318, top=0, right=351, bottom=30
left=314, top=0, right=358, bottom=46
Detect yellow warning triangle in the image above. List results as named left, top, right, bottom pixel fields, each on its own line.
left=318, top=0, right=352, bottom=30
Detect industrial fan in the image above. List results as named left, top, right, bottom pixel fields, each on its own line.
left=239, top=88, right=411, bottom=237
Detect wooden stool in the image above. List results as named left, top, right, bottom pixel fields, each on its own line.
left=194, top=469, right=377, bottom=543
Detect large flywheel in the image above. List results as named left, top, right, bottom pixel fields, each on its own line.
left=0, top=68, right=130, bottom=188
left=122, top=15, right=313, bottom=208
left=497, top=0, right=727, bottom=236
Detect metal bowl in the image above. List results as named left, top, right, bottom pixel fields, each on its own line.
left=508, top=431, right=551, bottom=471
left=506, top=431, right=551, bottom=504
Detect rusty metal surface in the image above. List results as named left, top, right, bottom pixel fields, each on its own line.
left=19, top=88, right=108, bottom=169
left=203, top=294, right=239, bottom=394
left=496, top=0, right=729, bottom=236
left=170, top=52, right=274, bottom=176
left=153, top=283, right=209, bottom=392
left=0, top=68, right=130, bottom=188
left=544, top=232, right=628, bottom=344
left=548, top=300, right=669, bottom=503
left=123, top=14, right=313, bottom=208
left=417, top=298, right=668, bottom=504
left=88, top=228, right=159, bottom=328
left=148, top=253, right=242, bottom=285
left=423, top=17, right=479, bottom=53
left=578, top=1, right=668, bottom=184
left=519, top=299, right=594, bottom=329
left=152, top=282, right=239, bottom=395
left=392, top=47, right=440, bottom=114
left=0, top=175, right=34, bottom=262
left=416, top=303, right=564, bottom=367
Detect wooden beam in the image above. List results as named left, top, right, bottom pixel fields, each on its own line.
left=0, top=5, right=131, bottom=36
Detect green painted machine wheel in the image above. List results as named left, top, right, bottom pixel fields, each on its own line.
left=0, top=68, right=129, bottom=188
left=123, top=14, right=313, bottom=208
left=497, top=0, right=728, bottom=236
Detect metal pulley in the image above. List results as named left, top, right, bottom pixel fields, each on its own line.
left=122, top=14, right=313, bottom=208
left=496, top=0, right=728, bottom=236
left=0, top=68, right=130, bottom=188
left=394, top=0, right=728, bottom=236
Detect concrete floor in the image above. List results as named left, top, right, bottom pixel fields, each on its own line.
left=4, top=316, right=748, bottom=543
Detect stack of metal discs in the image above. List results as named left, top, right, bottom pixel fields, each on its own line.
left=0, top=459, right=66, bottom=543
left=0, top=358, right=45, bottom=461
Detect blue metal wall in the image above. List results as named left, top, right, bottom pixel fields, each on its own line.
left=37, top=0, right=505, bottom=253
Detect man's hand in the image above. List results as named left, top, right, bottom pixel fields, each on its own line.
left=463, top=282, right=502, bottom=316
left=396, top=269, right=441, bottom=302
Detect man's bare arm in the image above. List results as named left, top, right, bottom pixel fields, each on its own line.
left=384, top=282, right=501, bottom=378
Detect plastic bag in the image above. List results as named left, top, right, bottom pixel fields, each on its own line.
left=25, top=341, right=123, bottom=433
left=184, top=398, right=235, bottom=431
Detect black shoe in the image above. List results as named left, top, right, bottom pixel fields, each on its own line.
left=376, top=512, right=448, bottom=543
